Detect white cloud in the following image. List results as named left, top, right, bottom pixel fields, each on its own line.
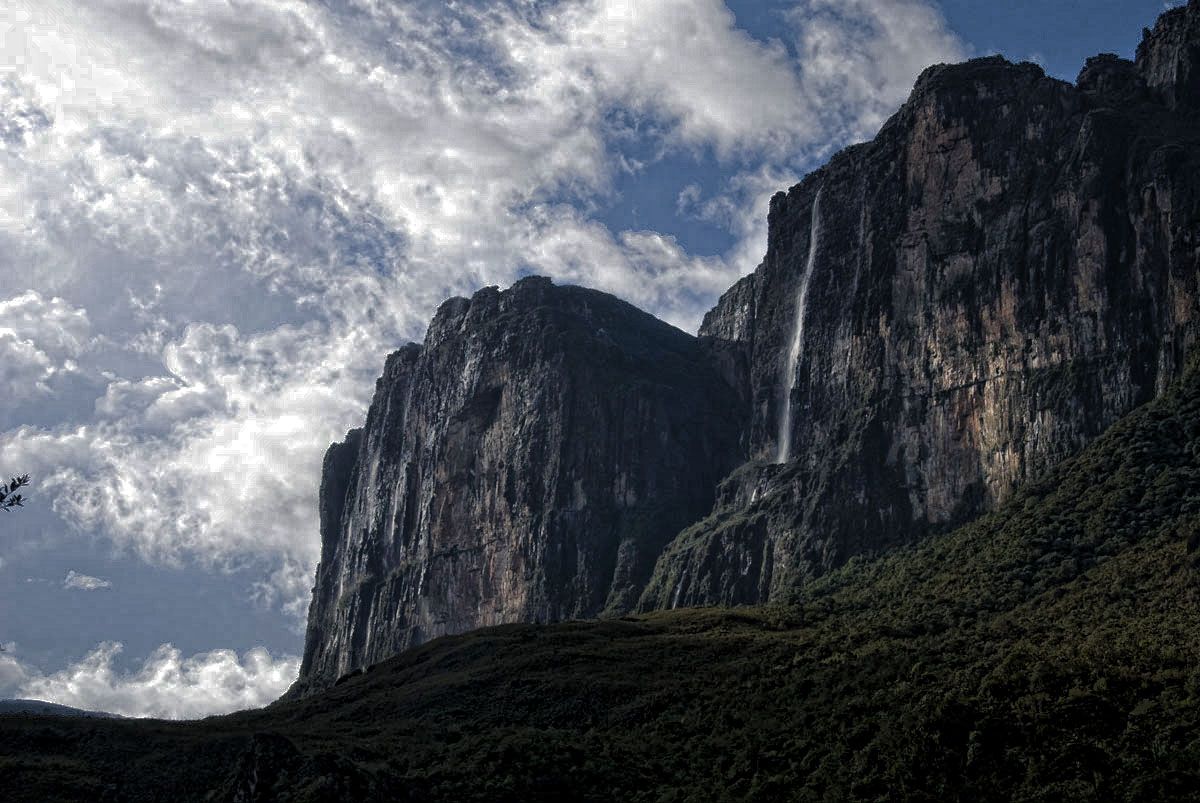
left=0, top=292, right=90, bottom=357
left=0, top=332, right=55, bottom=401
left=0, top=292, right=93, bottom=403
left=0, top=0, right=965, bottom=626
left=789, top=0, right=967, bottom=145
left=0, top=644, right=28, bottom=691
left=14, top=641, right=299, bottom=719
left=497, top=0, right=812, bottom=159
left=63, top=569, right=111, bottom=591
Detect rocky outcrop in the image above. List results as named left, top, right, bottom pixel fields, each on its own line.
left=297, top=4, right=1200, bottom=691
left=1137, top=0, right=1200, bottom=110
left=295, top=277, right=743, bottom=693
left=640, top=7, right=1200, bottom=609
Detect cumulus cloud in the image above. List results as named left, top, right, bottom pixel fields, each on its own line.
left=13, top=642, right=299, bottom=719
left=497, top=0, right=811, bottom=158
left=1, top=0, right=965, bottom=629
left=789, top=0, right=967, bottom=144
left=0, top=643, right=27, bottom=692
left=63, top=570, right=112, bottom=591
left=0, top=292, right=93, bottom=404
left=0, top=292, right=90, bottom=357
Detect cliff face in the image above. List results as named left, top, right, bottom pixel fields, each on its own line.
left=640, top=6, right=1200, bottom=609
left=297, top=4, right=1200, bottom=692
left=296, top=277, right=743, bottom=692
left=1138, top=0, right=1200, bottom=110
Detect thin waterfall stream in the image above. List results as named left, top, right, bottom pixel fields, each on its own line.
left=776, top=189, right=822, bottom=464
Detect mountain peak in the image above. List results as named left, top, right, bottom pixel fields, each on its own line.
left=294, top=275, right=745, bottom=695
left=1136, top=0, right=1200, bottom=109
left=295, top=6, right=1200, bottom=695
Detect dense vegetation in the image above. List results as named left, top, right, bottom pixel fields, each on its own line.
left=3, top=361, right=1200, bottom=801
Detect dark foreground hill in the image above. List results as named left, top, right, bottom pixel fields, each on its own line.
left=0, top=700, right=120, bottom=719
left=3, top=358, right=1200, bottom=801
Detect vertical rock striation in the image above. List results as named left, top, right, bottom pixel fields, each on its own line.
left=295, top=277, right=743, bottom=694
left=640, top=7, right=1200, bottom=609
left=1137, top=0, right=1200, bottom=110
left=297, top=3, right=1200, bottom=693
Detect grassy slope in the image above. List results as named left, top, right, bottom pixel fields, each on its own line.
left=3, top=362, right=1200, bottom=802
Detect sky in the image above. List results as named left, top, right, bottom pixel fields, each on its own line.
left=0, top=0, right=1184, bottom=719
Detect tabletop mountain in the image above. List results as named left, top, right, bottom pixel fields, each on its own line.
left=294, top=1, right=1200, bottom=695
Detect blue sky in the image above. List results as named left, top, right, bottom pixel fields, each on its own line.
left=599, top=0, right=1183, bottom=259
left=940, top=0, right=1177, bottom=79
left=0, top=0, right=1184, bottom=717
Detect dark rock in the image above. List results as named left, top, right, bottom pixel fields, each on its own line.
left=1136, top=0, right=1200, bottom=110
left=293, top=277, right=743, bottom=694
left=1077, top=54, right=1146, bottom=104
left=641, top=35, right=1200, bottom=609
left=296, top=4, right=1200, bottom=687
left=317, top=429, right=361, bottom=569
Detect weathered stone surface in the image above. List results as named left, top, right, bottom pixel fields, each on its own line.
left=297, top=4, right=1200, bottom=690
left=640, top=13, right=1200, bottom=609
left=1137, top=0, right=1200, bottom=110
left=295, top=277, right=743, bottom=694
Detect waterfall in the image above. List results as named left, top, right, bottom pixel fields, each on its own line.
left=776, top=189, right=822, bottom=464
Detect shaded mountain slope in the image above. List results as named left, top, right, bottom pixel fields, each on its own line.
left=4, top=356, right=1200, bottom=802
left=0, top=699, right=120, bottom=718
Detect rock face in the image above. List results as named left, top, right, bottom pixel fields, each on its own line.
left=296, top=277, right=743, bottom=693
left=1138, top=1, right=1200, bottom=110
left=640, top=7, right=1200, bottom=609
left=296, top=4, right=1200, bottom=692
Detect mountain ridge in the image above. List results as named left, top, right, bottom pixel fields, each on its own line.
left=4, top=7, right=1200, bottom=797
left=643, top=11, right=1200, bottom=609
left=0, top=699, right=121, bottom=719
left=5, top=350, right=1200, bottom=800
left=294, top=0, right=1200, bottom=694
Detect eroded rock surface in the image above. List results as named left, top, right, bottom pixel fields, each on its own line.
left=641, top=9, right=1200, bottom=609
left=295, top=277, right=743, bottom=693
left=297, top=3, right=1200, bottom=692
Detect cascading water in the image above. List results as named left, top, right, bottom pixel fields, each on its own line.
left=776, top=189, right=822, bottom=464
